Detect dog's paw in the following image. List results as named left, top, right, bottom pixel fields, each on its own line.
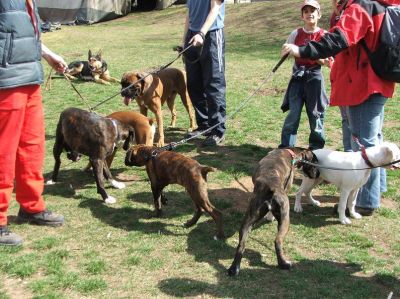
left=111, top=180, right=125, bottom=189
left=278, top=260, right=292, bottom=270
left=227, top=264, right=240, bottom=276
left=293, top=202, right=303, bottom=213
left=46, top=179, right=56, bottom=185
left=350, top=211, right=362, bottom=219
left=340, top=216, right=352, bottom=225
left=105, top=196, right=117, bottom=204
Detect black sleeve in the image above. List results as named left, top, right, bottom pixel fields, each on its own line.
left=299, top=28, right=349, bottom=59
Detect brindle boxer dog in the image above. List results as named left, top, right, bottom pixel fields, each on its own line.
left=83, top=110, right=155, bottom=172
left=120, top=68, right=197, bottom=146
left=47, top=107, right=135, bottom=204
left=227, top=148, right=319, bottom=276
left=125, top=145, right=224, bottom=239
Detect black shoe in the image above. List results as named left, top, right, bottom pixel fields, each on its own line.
left=185, top=128, right=211, bottom=139
left=202, top=134, right=225, bottom=147
left=17, top=209, right=64, bottom=227
left=0, top=226, right=23, bottom=246
left=355, top=206, right=375, bottom=216
left=333, top=204, right=375, bottom=217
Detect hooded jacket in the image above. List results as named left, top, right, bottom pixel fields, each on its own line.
left=0, top=0, right=43, bottom=89
left=298, top=0, right=399, bottom=106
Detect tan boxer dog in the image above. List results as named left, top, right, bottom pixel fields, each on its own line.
left=120, top=68, right=197, bottom=146
left=227, top=148, right=320, bottom=276
left=125, top=145, right=224, bottom=239
left=83, top=110, right=155, bottom=171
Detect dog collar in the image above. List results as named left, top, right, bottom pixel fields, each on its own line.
left=285, top=148, right=299, bottom=166
left=361, top=147, right=374, bottom=168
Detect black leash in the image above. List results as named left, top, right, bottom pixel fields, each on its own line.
left=90, top=44, right=194, bottom=111
left=158, top=53, right=290, bottom=151
left=298, top=158, right=400, bottom=171
left=63, top=73, right=93, bottom=112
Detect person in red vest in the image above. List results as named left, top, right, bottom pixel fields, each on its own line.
left=279, top=0, right=333, bottom=150
left=282, top=0, right=399, bottom=215
left=0, top=0, right=68, bottom=245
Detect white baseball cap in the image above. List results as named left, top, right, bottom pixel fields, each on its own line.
left=301, top=0, right=321, bottom=11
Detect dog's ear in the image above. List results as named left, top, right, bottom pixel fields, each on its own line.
left=123, top=129, right=135, bottom=151
left=96, top=50, right=102, bottom=60
left=301, top=150, right=320, bottom=179
left=124, top=148, right=133, bottom=166
left=88, top=49, right=92, bottom=60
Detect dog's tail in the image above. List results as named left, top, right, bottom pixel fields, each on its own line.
left=201, top=166, right=216, bottom=181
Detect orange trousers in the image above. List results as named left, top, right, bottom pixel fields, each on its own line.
left=0, top=85, right=46, bottom=226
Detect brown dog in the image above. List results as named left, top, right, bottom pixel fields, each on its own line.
left=83, top=110, right=155, bottom=172
left=120, top=68, right=197, bottom=146
left=125, top=145, right=224, bottom=239
left=227, top=148, right=320, bottom=276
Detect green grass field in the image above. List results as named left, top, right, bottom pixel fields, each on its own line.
left=1, top=1, right=399, bottom=298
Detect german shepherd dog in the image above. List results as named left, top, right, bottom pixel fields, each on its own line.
left=64, top=50, right=120, bottom=85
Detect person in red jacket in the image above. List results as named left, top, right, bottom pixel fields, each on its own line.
left=282, top=0, right=399, bottom=215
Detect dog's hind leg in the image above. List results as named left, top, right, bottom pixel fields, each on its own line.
left=227, top=195, right=270, bottom=276
left=271, top=192, right=292, bottom=270
left=347, top=189, right=362, bottom=220
left=166, top=93, right=177, bottom=127
left=188, top=187, right=224, bottom=240
left=179, top=89, right=197, bottom=130
left=90, top=159, right=116, bottom=204
left=150, top=183, right=165, bottom=217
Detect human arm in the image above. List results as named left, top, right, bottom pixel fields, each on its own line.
left=190, top=0, right=223, bottom=47
left=41, top=44, right=67, bottom=73
left=282, top=3, right=372, bottom=60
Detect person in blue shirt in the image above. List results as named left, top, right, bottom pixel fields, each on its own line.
left=183, top=0, right=226, bottom=147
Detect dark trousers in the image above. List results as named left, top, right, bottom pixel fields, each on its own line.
left=184, top=28, right=226, bottom=137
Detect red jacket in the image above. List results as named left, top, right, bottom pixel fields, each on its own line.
left=299, top=0, right=398, bottom=106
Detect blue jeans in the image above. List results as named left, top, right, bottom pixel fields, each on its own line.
left=280, top=81, right=326, bottom=149
left=347, top=93, right=387, bottom=209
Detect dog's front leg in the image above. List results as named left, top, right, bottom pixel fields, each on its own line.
left=227, top=196, right=269, bottom=276
left=153, top=105, right=164, bottom=146
left=294, top=177, right=322, bottom=213
left=271, top=192, right=292, bottom=270
left=91, top=159, right=116, bottom=204
left=93, top=74, right=110, bottom=85
left=150, top=183, right=164, bottom=217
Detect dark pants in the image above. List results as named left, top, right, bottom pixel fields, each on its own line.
left=184, top=29, right=226, bottom=137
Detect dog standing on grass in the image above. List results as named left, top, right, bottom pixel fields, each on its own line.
left=227, top=148, right=319, bottom=276
left=47, top=107, right=135, bottom=204
left=295, top=142, right=400, bottom=224
left=125, top=145, right=224, bottom=239
left=120, top=68, right=197, bottom=146
left=64, top=50, right=120, bottom=85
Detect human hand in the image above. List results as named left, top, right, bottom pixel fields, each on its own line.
left=41, top=44, right=67, bottom=73
left=281, top=43, right=300, bottom=58
left=189, top=33, right=204, bottom=47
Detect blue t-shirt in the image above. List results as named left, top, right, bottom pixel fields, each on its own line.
left=187, top=0, right=225, bottom=32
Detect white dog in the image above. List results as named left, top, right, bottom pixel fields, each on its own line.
left=294, top=142, right=400, bottom=224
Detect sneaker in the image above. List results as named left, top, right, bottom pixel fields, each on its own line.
left=185, top=128, right=211, bottom=139
left=17, top=209, right=64, bottom=227
left=0, top=226, right=23, bottom=246
left=202, top=134, right=225, bottom=147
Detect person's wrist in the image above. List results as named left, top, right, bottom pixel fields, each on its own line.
left=198, top=31, right=205, bottom=41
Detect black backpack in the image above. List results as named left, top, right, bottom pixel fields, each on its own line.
left=360, top=3, right=400, bottom=83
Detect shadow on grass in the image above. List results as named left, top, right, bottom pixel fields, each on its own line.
left=157, top=220, right=399, bottom=298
